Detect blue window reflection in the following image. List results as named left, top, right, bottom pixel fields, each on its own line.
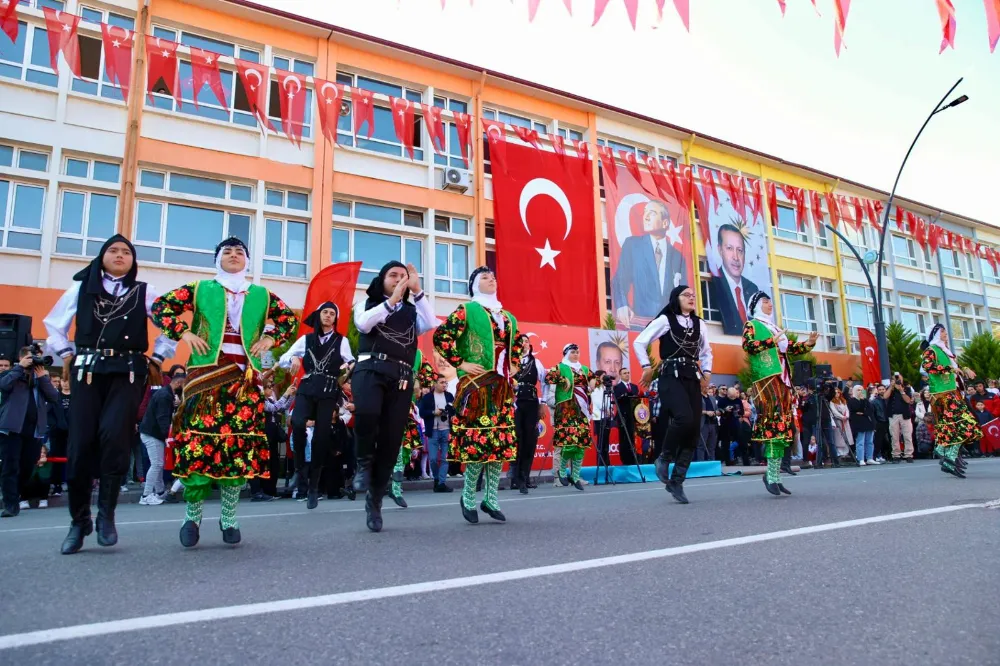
left=331, top=228, right=350, bottom=263
left=355, top=202, right=401, bottom=225
left=0, top=21, right=26, bottom=66
left=355, top=230, right=400, bottom=278
left=59, top=192, right=85, bottom=234
left=93, top=162, right=120, bottom=183
left=405, top=239, right=422, bottom=273
left=140, top=171, right=165, bottom=189
left=228, top=214, right=251, bottom=246
left=12, top=185, right=44, bottom=229
left=88, top=194, right=117, bottom=238
left=165, top=204, right=223, bottom=250
left=264, top=219, right=282, bottom=256
left=169, top=173, right=226, bottom=199
left=286, top=221, right=307, bottom=261
left=230, top=184, right=252, bottom=202
left=135, top=201, right=162, bottom=243
left=66, top=159, right=88, bottom=178
left=180, top=32, right=236, bottom=59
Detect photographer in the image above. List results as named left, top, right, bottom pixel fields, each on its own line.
left=418, top=376, right=454, bottom=493
left=884, top=372, right=915, bottom=462
left=814, top=381, right=841, bottom=468
left=716, top=387, right=743, bottom=464
left=0, top=346, right=60, bottom=517
left=591, top=371, right=615, bottom=478
left=613, top=367, right=641, bottom=465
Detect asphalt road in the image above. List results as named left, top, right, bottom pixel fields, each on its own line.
left=1, top=459, right=999, bottom=666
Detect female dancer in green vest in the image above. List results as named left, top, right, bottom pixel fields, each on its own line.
left=544, top=344, right=597, bottom=491
left=151, top=237, right=298, bottom=547
left=433, top=267, right=523, bottom=523
left=386, top=350, right=438, bottom=508
left=920, top=324, right=979, bottom=478
left=742, top=292, right=817, bottom=495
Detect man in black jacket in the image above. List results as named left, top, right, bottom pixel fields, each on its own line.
left=418, top=377, right=454, bottom=493
left=613, top=367, right=641, bottom=465
left=0, top=347, right=60, bottom=517
left=138, top=372, right=186, bottom=505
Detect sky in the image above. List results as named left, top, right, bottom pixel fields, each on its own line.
left=253, top=0, right=1000, bottom=226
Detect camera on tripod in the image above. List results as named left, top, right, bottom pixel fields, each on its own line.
left=29, top=342, right=53, bottom=369
left=601, top=373, right=614, bottom=389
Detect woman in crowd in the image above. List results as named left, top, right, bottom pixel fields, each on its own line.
left=920, top=324, right=979, bottom=478
left=915, top=387, right=932, bottom=421
left=46, top=376, right=71, bottom=497
left=829, top=387, right=853, bottom=459
left=848, top=385, right=878, bottom=466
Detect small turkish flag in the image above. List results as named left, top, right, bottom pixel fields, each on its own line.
left=2, top=0, right=19, bottom=45
left=593, top=0, right=639, bottom=29
left=514, top=126, right=542, bottom=150
left=453, top=112, right=472, bottom=167
left=643, top=155, right=673, bottom=201
left=596, top=145, right=617, bottom=187
left=146, top=36, right=180, bottom=106
left=858, top=328, right=880, bottom=387
left=276, top=69, right=307, bottom=147
left=748, top=178, right=764, bottom=224
left=189, top=47, right=229, bottom=112
left=235, top=58, right=272, bottom=132
left=42, top=8, right=81, bottom=77
left=620, top=150, right=641, bottom=184
left=936, top=0, right=956, bottom=53
left=422, top=103, right=447, bottom=154
left=390, top=96, right=416, bottom=160
left=980, top=418, right=1000, bottom=455
left=314, top=78, right=345, bottom=144
left=483, top=119, right=508, bottom=174
left=100, top=23, right=133, bottom=102
left=351, top=87, right=375, bottom=138
left=810, top=189, right=825, bottom=228
left=491, top=143, right=600, bottom=327
left=825, top=192, right=841, bottom=229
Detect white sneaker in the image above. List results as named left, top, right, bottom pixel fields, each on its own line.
left=868, top=459, right=881, bottom=465
left=38, top=500, right=48, bottom=509
left=858, top=460, right=867, bottom=466
left=139, top=493, right=164, bottom=506
left=120, top=485, right=129, bottom=493
left=18, top=501, right=29, bottom=510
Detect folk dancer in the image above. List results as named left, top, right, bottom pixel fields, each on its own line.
left=634, top=285, right=713, bottom=504
left=352, top=261, right=436, bottom=532
left=151, top=237, right=297, bottom=547
left=386, top=349, right=438, bottom=509
left=742, top=292, right=817, bottom=496
left=512, top=334, right=545, bottom=494
left=921, top=324, right=979, bottom=478
left=544, top=344, right=596, bottom=491
left=45, top=235, right=176, bottom=555
left=434, top=267, right=522, bottom=523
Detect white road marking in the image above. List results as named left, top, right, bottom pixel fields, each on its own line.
left=0, top=501, right=984, bottom=651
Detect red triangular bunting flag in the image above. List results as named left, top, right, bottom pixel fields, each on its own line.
left=423, top=103, right=447, bottom=154
left=895, top=205, right=904, bottom=231
left=596, top=145, right=617, bottom=187
left=620, top=150, right=642, bottom=183
left=453, top=112, right=472, bottom=167
left=766, top=181, right=779, bottom=225
left=528, top=0, right=573, bottom=22
left=145, top=36, right=180, bottom=106
left=100, top=23, right=133, bottom=102
left=2, top=0, right=20, bottom=48
left=389, top=96, right=416, bottom=159
left=936, top=0, right=957, bottom=53
left=483, top=119, right=508, bottom=174
left=189, top=47, right=229, bottom=111
left=275, top=69, right=307, bottom=147
left=593, top=0, right=638, bottom=29
left=514, top=126, right=542, bottom=150
left=315, top=78, right=345, bottom=144
left=235, top=58, right=272, bottom=132
left=42, top=8, right=81, bottom=77
left=776, top=0, right=787, bottom=16
left=351, top=87, right=375, bottom=138
left=701, top=168, right=720, bottom=213
left=810, top=189, right=825, bottom=229
left=551, top=134, right=568, bottom=170
left=985, top=0, right=1000, bottom=53
left=749, top=178, right=763, bottom=223
left=833, top=0, right=851, bottom=56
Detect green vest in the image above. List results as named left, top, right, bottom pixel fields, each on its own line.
left=747, top=319, right=783, bottom=382
left=454, top=302, right=518, bottom=378
left=926, top=345, right=957, bottom=395
left=413, top=348, right=423, bottom=372
left=555, top=363, right=589, bottom=404
left=188, top=280, right=271, bottom=372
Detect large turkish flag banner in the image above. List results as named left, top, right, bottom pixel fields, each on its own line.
left=492, top=143, right=600, bottom=327
left=858, top=327, right=880, bottom=386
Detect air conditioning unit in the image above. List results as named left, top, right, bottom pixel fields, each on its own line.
left=829, top=335, right=847, bottom=350
left=442, top=168, right=470, bottom=193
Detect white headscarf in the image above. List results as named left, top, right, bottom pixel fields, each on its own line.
left=750, top=293, right=787, bottom=353
left=927, top=324, right=956, bottom=364
left=562, top=344, right=582, bottom=371
left=471, top=270, right=504, bottom=329
left=214, top=247, right=250, bottom=331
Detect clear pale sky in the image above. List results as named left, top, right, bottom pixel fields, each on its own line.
left=254, top=0, right=999, bottom=225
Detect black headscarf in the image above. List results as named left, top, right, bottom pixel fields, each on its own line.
left=303, top=301, right=338, bottom=330
left=748, top=292, right=770, bottom=319
left=920, top=323, right=945, bottom=351
left=660, top=285, right=690, bottom=318
left=73, top=234, right=139, bottom=295
left=365, top=261, right=408, bottom=309
left=215, top=236, right=249, bottom=259
left=468, top=266, right=492, bottom=297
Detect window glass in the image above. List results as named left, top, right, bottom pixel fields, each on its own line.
left=140, top=171, right=165, bottom=189
left=452, top=218, right=469, bottom=235
left=355, top=230, right=401, bottom=274
left=229, top=184, right=252, bottom=202
left=12, top=184, right=44, bottom=229
left=266, top=189, right=284, bottom=207
left=355, top=202, right=401, bottom=225
left=403, top=211, right=423, bottom=228
left=179, top=32, right=236, bottom=59
left=265, top=219, right=282, bottom=256
left=59, top=191, right=85, bottom=234
left=66, top=159, right=89, bottom=178
left=333, top=200, right=351, bottom=217
left=331, top=228, right=350, bottom=263
left=405, top=239, right=422, bottom=273
left=7, top=231, right=41, bottom=250
left=88, top=194, right=117, bottom=238
left=135, top=201, right=162, bottom=243
left=0, top=21, right=27, bottom=67
left=286, top=191, right=309, bottom=211
left=18, top=151, right=48, bottom=172
left=169, top=173, right=227, bottom=199
left=93, top=162, right=120, bottom=183
left=286, top=221, right=307, bottom=261
left=165, top=203, right=224, bottom=250
left=0, top=182, right=8, bottom=225
left=228, top=214, right=251, bottom=246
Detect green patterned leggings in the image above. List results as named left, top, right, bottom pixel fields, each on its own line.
left=936, top=444, right=960, bottom=462
left=766, top=457, right=781, bottom=484
left=462, top=462, right=502, bottom=511
left=184, top=486, right=241, bottom=530
left=391, top=448, right=411, bottom=497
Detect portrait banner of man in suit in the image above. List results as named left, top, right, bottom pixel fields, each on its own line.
left=604, top=159, right=694, bottom=331
left=703, top=183, right=772, bottom=336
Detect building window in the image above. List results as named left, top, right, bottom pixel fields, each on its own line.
left=823, top=297, right=841, bottom=347
left=140, top=170, right=254, bottom=203
left=0, top=22, right=58, bottom=88
left=336, top=71, right=423, bottom=159
left=557, top=127, right=584, bottom=142
left=55, top=190, right=118, bottom=256
left=63, top=157, right=120, bottom=183
left=891, top=235, right=919, bottom=268
left=483, top=107, right=546, bottom=134
left=781, top=292, right=817, bottom=333
left=900, top=310, right=927, bottom=336
left=698, top=258, right=721, bottom=323
left=263, top=218, right=308, bottom=278
left=992, top=310, right=1000, bottom=337
left=0, top=179, right=45, bottom=251
left=147, top=27, right=262, bottom=129
left=773, top=205, right=807, bottom=243
left=434, top=241, right=470, bottom=294
left=778, top=274, right=813, bottom=290
left=265, top=188, right=309, bottom=212
left=950, top=318, right=972, bottom=348
left=596, top=137, right=649, bottom=161
left=433, top=95, right=470, bottom=169
left=847, top=300, right=873, bottom=338
left=981, top=258, right=1000, bottom=285
left=433, top=214, right=470, bottom=236
left=69, top=10, right=135, bottom=101
left=331, top=227, right=423, bottom=284
left=940, top=249, right=963, bottom=277
left=333, top=199, right=424, bottom=229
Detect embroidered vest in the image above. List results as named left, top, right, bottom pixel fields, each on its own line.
left=747, top=320, right=783, bottom=382
left=927, top=345, right=958, bottom=395
left=555, top=363, right=589, bottom=405
left=188, top=280, right=270, bottom=372
left=454, top=301, right=518, bottom=378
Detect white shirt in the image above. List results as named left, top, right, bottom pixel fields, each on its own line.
left=44, top=278, right=177, bottom=360
left=633, top=313, right=713, bottom=372
left=433, top=391, right=449, bottom=430
left=278, top=334, right=354, bottom=369
left=353, top=291, right=437, bottom=336
left=649, top=235, right=669, bottom=292
left=591, top=385, right=612, bottom=420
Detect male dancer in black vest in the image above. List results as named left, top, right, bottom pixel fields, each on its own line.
left=613, top=367, right=641, bottom=465
left=279, top=301, right=355, bottom=510
left=634, top=285, right=713, bottom=504
left=352, top=261, right=436, bottom=532
left=512, top=334, right=545, bottom=494
left=44, top=235, right=175, bottom=554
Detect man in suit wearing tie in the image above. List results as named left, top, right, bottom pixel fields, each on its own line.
left=709, top=223, right=759, bottom=336
left=613, top=367, right=641, bottom=465
left=612, top=200, right=687, bottom=328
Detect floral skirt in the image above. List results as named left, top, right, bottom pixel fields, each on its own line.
left=930, top=390, right=979, bottom=447
left=172, top=362, right=269, bottom=482
left=749, top=375, right=794, bottom=458
left=403, top=414, right=422, bottom=451
left=552, top=399, right=592, bottom=457
left=448, top=371, right=517, bottom=464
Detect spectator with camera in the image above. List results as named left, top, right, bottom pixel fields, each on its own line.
left=418, top=376, right=454, bottom=493
left=885, top=372, right=915, bottom=462
left=812, top=382, right=841, bottom=468
left=0, top=346, right=60, bottom=517
left=591, top=370, right=615, bottom=479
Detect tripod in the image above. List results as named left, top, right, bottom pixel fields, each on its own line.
left=593, top=384, right=646, bottom=485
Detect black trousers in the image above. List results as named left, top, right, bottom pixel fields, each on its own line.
left=66, top=371, right=144, bottom=525
left=1, top=432, right=42, bottom=510
left=617, top=412, right=639, bottom=465
left=657, top=373, right=702, bottom=482
left=352, top=364, right=414, bottom=494
left=291, top=392, right=339, bottom=492
left=513, top=400, right=539, bottom=484
left=594, top=418, right=614, bottom=478
left=48, top=429, right=68, bottom=489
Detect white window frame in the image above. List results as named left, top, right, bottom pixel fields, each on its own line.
left=333, top=70, right=421, bottom=158
left=263, top=217, right=309, bottom=280
left=132, top=198, right=254, bottom=269
left=433, top=240, right=471, bottom=295
left=0, top=20, right=59, bottom=88
left=54, top=188, right=120, bottom=257
left=332, top=198, right=428, bottom=285
left=940, top=249, right=963, bottom=277
left=980, top=258, right=1000, bottom=285
left=264, top=187, right=310, bottom=213
left=432, top=94, right=470, bottom=170
left=0, top=179, right=46, bottom=252
left=698, top=257, right=722, bottom=324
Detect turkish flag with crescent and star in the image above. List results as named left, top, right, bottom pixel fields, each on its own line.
left=980, top=418, right=1000, bottom=455
left=858, top=327, right=880, bottom=386
left=491, top=142, right=600, bottom=327
left=314, top=77, right=344, bottom=144
left=235, top=58, right=273, bottom=132
left=100, top=23, right=133, bottom=102
left=603, top=159, right=693, bottom=330
left=275, top=69, right=307, bottom=147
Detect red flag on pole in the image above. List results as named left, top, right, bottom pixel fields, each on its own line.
left=189, top=47, right=229, bottom=111
left=483, top=119, right=508, bottom=175
left=146, top=36, right=180, bottom=106
left=314, top=78, right=345, bottom=144
left=423, top=103, right=447, bottom=154
left=302, top=262, right=363, bottom=337
left=100, top=23, right=133, bottom=102
left=514, top=126, right=542, bottom=150
left=453, top=112, right=472, bottom=167
left=1, top=0, right=18, bottom=45
left=351, top=87, right=375, bottom=139
left=235, top=58, right=272, bottom=132
left=980, top=418, right=1000, bottom=455
left=491, top=143, right=600, bottom=327
left=858, top=328, right=881, bottom=387
left=389, top=96, right=416, bottom=159
left=42, top=8, right=81, bottom=77
left=276, top=69, right=307, bottom=147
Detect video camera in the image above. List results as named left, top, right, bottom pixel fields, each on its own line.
left=601, top=373, right=614, bottom=389
left=29, top=342, right=53, bottom=369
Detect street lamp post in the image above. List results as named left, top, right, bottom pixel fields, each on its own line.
left=872, top=78, right=968, bottom=384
